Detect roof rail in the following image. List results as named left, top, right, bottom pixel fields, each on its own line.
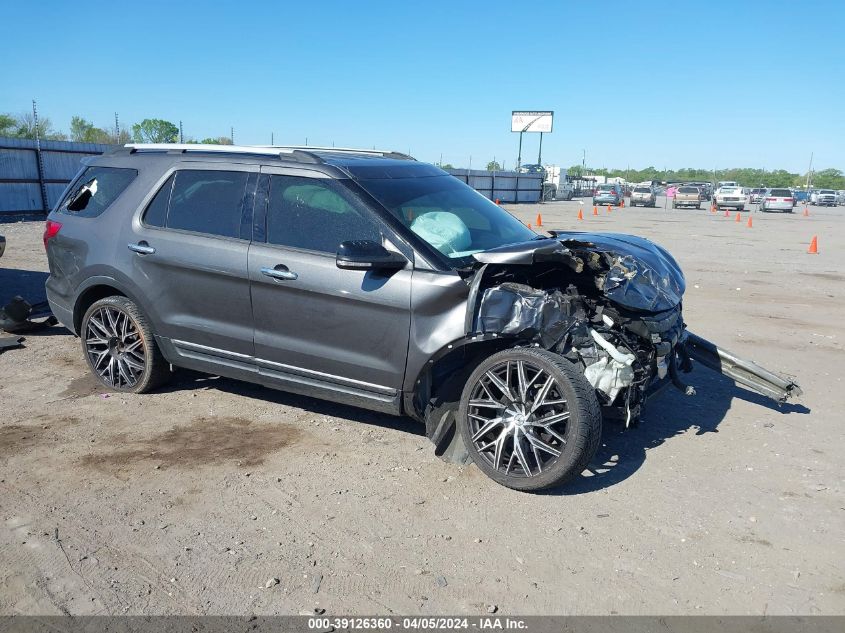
left=120, top=143, right=323, bottom=164
left=253, top=145, right=416, bottom=161
left=117, top=144, right=415, bottom=163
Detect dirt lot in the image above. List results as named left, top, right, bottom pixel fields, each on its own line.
left=1, top=200, right=843, bottom=616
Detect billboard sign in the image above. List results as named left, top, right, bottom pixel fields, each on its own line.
left=511, top=111, right=553, bottom=133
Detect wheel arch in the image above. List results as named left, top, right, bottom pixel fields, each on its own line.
left=72, top=276, right=143, bottom=335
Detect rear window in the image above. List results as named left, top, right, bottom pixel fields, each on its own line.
left=720, top=187, right=738, bottom=193
left=60, top=166, right=137, bottom=217
left=633, top=187, right=651, bottom=193
left=678, top=187, right=698, bottom=193
left=770, top=189, right=792, bottom=197
left=597, top=184, right=614, bottom=191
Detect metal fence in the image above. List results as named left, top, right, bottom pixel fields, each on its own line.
left=0, top=137, right=112, bottom=216
left=445, top=168, right=543, bottom=203
left=0, top=138, right=544, bottom=217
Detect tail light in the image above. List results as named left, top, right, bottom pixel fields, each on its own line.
left=43, top=219, right=62, bottom=249
left=784, top=198, right=792, bottom=203
left=765, top=197, right=776, bottom=202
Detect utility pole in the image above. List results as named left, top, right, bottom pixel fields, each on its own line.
left=231, top=127, right=234, bottom=144
left=115, top=112, right=120, bottom=143
left=537, top=132, right=543, bottom=165
left=806, top=152, right=814, bottom=191
left=271, top=132, right=274, bottom=145
left=179, top=120, right=184, bottom=143
left=32, top=99, right=49, bottom=213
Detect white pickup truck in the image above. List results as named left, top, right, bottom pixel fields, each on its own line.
left=714, top=186, right=747, bottom=211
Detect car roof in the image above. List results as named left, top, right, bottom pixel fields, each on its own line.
left=95, top=144, right=445, bottom=180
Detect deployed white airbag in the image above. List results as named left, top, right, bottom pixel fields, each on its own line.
left=410, top=212, right=471, bottom=256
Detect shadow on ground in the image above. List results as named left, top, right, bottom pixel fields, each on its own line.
left=547, top=367, right=810, bottom=496
left=0, top=268, right=49, bottom=305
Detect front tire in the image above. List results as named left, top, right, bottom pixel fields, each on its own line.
left=457, top=348, right=602, bottom=492
left=80, top=296, right=170, bottom=393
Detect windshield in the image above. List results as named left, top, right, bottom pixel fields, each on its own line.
left=355, top=175, right=536, bottom=263
left=820, top=190, right=835, bottom=195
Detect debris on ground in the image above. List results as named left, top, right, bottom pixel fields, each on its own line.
left=0, top=296, right=58, bottom=334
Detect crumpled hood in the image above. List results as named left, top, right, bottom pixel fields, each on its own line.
left=472, top=232, right=686, bottom=312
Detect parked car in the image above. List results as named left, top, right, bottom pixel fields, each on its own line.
left=837, top=190, right=845, bottom=205
left=749, top=188, right=766, bottom=204
left=760, top=188, right=795, bottom=213
left=714, top=186, right=747, bottom=211
left=629, top=185, right=657, bottom=207
left=672, top=186, right=702, bottom=209
left=813, top=189, right=837, bottom=206
left=593, top=183, right=624, bottom=206
left=43, top=143, right=801, bottom=491
left=0, top=233, right=5, bottom=258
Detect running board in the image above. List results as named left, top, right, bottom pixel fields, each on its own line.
left=683, top=332, right=803, bottom=403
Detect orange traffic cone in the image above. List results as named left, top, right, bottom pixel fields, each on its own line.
left=593, top=205, right=598, bottom=216
left=577, top=209, right=584, bottom=221
left=724, top=209, right=730, bottom=217
left=803, top=206, right=809, bottom=217
left=808, top=235, right=818, bottom=254
left=536, top=213, right=543, bottom=227
left=527, top=222, right=532, bottom=230
left=735, top=212, right=741, bottom=222
left=607, top=205, right=612, bottom=213
left=746, top=216, right=752, bottom=228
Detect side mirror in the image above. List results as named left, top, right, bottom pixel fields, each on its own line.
left=336, top=240, right=407, bottom=271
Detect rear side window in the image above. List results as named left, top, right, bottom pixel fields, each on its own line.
left=61, top=166, right=137, bottom=217
left=266, top=176, right=381, bottom=253
left=142, top=175, right=174, bottom=228
left=145, top=170, right=249, bottom=239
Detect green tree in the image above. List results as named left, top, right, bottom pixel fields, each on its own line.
left=0, top=113, right=17, bottom=137
left=440, top=163, right=454, bottom=170
left=486, top=160, right=501, bottom=171
left=199, top=136, right=233, bottom=145
left=131, top=118, right=179, bottom=143
left=70, top=116, right=112, bottom=143
left=9, top=112, right=66, bottom=140
left=810, top=168, right=845, bottom=190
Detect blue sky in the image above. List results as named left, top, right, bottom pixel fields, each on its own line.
left=2, top=0, right=842, bottom=173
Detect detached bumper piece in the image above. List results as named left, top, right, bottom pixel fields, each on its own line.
left=0, top=296, right=58, bottom=334
left=683, top=331, right=803, bottom=403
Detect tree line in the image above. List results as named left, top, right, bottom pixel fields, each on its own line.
left=0, top=112, right=233, bottom=146
left=2, top=110, right=841, bottom=189
left=567, top=164, right=845, bottom=191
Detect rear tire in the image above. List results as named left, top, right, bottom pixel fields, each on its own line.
left=458, top=348, right=602, bottom=492
left=80, top=296, right=170, bottom=394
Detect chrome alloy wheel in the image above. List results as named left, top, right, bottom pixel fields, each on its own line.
left=466, top=359, right=570, bottom=478
left=84, top=306, right=146, bottom=388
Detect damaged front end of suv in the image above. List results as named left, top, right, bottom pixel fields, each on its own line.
left=419, top=231, right=802, bottom=491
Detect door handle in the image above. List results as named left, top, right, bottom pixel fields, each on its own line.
left=128, top=242, right=156, bottom=255
left=260, top=266, right=298, bottom=281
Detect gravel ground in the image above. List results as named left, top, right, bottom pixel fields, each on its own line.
left=0, top=199, right=843, bottom=616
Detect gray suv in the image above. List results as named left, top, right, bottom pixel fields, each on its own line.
left=44, top=144, right=801, bottom=491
